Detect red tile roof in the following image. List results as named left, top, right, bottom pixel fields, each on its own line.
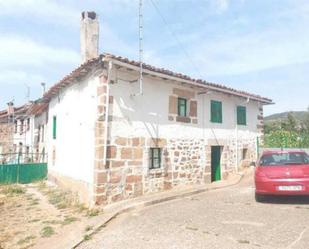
left=0, top=101, right=48, bottom=120
left=43, top=53, right=273, bottom=104
left=43, top=56, right=103, bottom=101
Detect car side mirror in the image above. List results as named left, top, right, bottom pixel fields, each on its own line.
left=250, top=161, right=256, bottom=167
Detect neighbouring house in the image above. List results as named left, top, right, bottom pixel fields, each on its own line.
left=42, top=11, right=273, bottom=205
left=0, top=101, right=48, bottom=164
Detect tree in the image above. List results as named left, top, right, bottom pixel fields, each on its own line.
left=281, top=112, right=297, bottom=132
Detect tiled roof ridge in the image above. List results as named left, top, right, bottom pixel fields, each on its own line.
left=42, top=52, right=272, bottom=104
left=104, top=53, right=272, bottom=103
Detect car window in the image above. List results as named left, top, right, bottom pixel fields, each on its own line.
left=260, top=152, right=309, bottom=166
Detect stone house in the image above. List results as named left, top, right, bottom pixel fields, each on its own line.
left=0, top=101, right=48, bottom=164
left=43, top=11, right=273, bottom=205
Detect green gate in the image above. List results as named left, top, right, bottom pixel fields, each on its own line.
left=0, top=163, right=47, bottom=184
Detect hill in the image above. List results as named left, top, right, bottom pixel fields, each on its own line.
left=265, top=111, right=308, bottom=123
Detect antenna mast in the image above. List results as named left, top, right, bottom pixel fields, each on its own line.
left=138, top=0, right=143, bottom=95
left=25, top=84, right=30, bottom=102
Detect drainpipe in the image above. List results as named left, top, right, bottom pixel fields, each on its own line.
left=102, top=60, right=113, bottom=166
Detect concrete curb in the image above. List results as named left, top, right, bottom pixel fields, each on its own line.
left=73, top=172, right=245, bottom=248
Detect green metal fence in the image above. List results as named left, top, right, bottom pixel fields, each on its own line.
left=0, top=163, right=47, bottom=184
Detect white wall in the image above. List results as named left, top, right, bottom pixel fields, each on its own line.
left=13, top=117, right=35, bottom=152
left=47, top=73, right=99, bottom=186
left=109, top=69, right=261, bottom=143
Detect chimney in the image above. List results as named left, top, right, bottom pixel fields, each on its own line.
left=7, top=102, right=14, bottom=116
left=41, top=82, right=46, bottom=96
left=80, top=11, right=99, bottom=63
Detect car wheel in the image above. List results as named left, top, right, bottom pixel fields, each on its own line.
left=255, top=193, right=265, bottom=202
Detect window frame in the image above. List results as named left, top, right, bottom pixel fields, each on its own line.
left=149, top=148, right=162, bottom=170
left=52, top=116, right=57, bottom=139
left=237, top=105, right=247, bottom=126
left=177, top=97, right=187, bottom=117
left=210, top=100, right=222, bottom=123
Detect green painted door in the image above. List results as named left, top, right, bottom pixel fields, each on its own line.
left=211, top=146, right=221, bottom=182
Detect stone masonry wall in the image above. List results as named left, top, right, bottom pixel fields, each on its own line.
left=92, top=77, right=259, bottom=205
left=93, top=134, right=257, bottom=205
left=0, top=122, right=14, bottom=164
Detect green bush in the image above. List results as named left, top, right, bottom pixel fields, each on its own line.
left=264, top=130, right=309, bottom=148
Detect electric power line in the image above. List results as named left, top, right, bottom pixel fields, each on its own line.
left=149, top=0, right=203, bottom=79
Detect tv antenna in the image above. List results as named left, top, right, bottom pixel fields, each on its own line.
left=132, top=0, right=143, bottom=96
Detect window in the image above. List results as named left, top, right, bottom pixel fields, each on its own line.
left=27, top=118, right=30, bottom=131
left=37, top=126, right=41, bottom=143
left=211, top=100, right=222, bottom=123
left=150, top=148, right=161, bottom=169
left=20, top=120, right=24, bottom=134
left=52, top=116, right=57, bottom=139
left=260, top=152, right=309, bottom=166
left=41, top=125, right=44, bottom=142
left=242, top=148, right=248, bottom=160
left=237, top=106, right=247, bottom=125
left=177, top=97, right=187, bottom=117
left=14, top=121, right=17, bottom=133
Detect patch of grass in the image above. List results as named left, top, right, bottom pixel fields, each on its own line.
left=37, top=181, right=47, bottom=190
left=20, top=243, right=35, bottom=249
left=185, top=226, right=198, bottom=231
left=238, top=239, right=250, bottom=244
left=83, top=234, right=92, bottom=241
left=17, top=235, right=36, bottom=245
left=85, top=225, right=93, bottom=232
left=75, top=203, right=88, bottom=213
left=29, top=199, right=40, bottom=206
left=61, top=216, right=79, bottom=226
left=29, top=218, right=40, bottom=223
left=42, top=220, right=62, bottom=225
left=40, top=226, right=55, bottom=238
left=86, top=209, right=100, bottom=217
left=45, top=189, right=77, bottom=210
left=2, top=185, right=25, bottom=196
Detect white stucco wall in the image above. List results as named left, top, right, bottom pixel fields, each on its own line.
left=47, top=73, right=99, bottom=187
left=109, top=69, right=261, bottom=143
left=13, top=117, right=35, bottom=152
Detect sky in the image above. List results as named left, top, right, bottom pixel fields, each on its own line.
left=0, top=0, right=308, bottom=116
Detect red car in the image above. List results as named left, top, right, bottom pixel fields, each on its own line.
left=255, top=150, right=309, bottom=202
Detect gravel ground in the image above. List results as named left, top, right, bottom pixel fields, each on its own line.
left=79, top=172, right=309, bottom=249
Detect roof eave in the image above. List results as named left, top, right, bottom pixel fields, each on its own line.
left=105, top=56, right=273, bottom=105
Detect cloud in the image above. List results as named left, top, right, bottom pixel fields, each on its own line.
left=0, top=0, right=79, bottom=27
left=214, top=0, right=230, bottom=13
left=0, top=35, right=80, bottom=69
left=0, top=70, right=44, bottom=86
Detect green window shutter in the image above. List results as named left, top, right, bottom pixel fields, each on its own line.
left=177, top=97, right=187, bottom=117
left=237, top=106, right=246, bottom=125
left=52, top=116, right=57, bottom=139
left=211, top=100, right=222, bottom=123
